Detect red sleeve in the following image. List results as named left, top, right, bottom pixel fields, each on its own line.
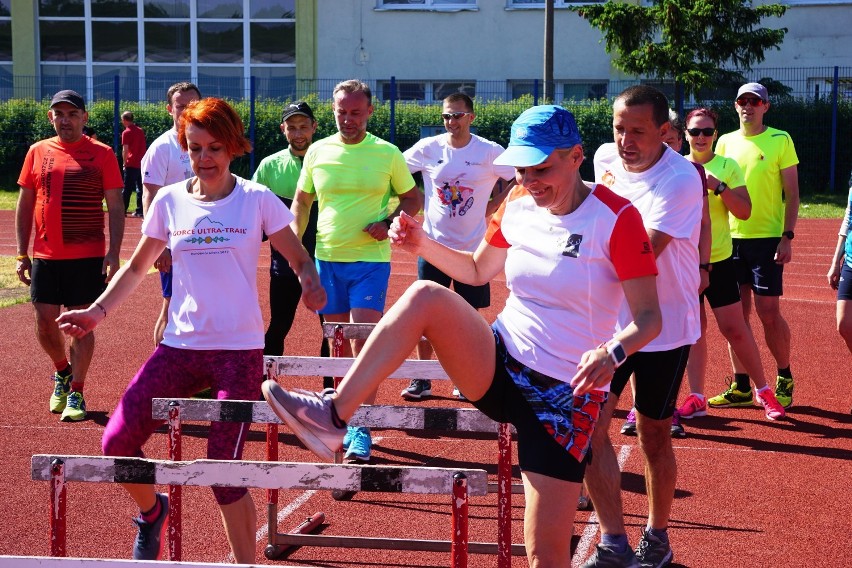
left=610, top=205, right=658, bottom=281
left=99, top=146, right=124, bottom=190
left=121, top=129, right=129, bottom=146
left=17, top=145, right=37, bottom=189
left=485, top=185, right=528, bottom=249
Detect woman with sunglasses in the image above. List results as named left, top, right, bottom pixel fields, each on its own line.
left=676, top=107, right=785, bottom=421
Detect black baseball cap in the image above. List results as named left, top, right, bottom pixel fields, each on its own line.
left=50, top=90, right=86, bottom=111
left=282, top=101, right=315, bottom=122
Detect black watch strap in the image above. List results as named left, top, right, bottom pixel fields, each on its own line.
left=782, top=230, right=794, bottom=240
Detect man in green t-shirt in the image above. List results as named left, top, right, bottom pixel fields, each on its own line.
left=291, top=80, right=421, bottom=462
left=252, top=101, right=329, bottom=370
left=715, top=82, right=799, bottom=408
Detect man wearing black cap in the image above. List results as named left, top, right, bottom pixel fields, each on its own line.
left=714, top=82, right=800, bottom=409
left=14, top=89, right=124, bottom=422
left=252, top=101, right=328, bottom=362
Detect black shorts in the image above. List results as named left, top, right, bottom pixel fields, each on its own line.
left=838, top=264, right=852, bottom=301
left=701, top=256, right=741, bottom=309
left=732, top=238, right=784, bottom=296
left=609, top=345, right=690, bottom=420
left=470, top=328, right=606, bottom=483
left=31, top=257, right=106, bottom=307
left=418, top=257, right=490, bottom=309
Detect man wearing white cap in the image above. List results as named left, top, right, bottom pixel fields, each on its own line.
left=714, top=82, right=799, bottom=409
left=15, top=89, right=125, bottom=422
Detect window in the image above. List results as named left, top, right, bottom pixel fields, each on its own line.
left=807, top=77, right=852, bottom=101
left=251, top=22, right=295, bottom=63
left=251, top=0, right=295, bottom=18
left=377, top=0, right=477, bottom=10
left=92, top=21, right=138, bottom=62
left=0, top=0, right=10, bottom=63
left=378, top=80, right=475, bottom=102
left=561, top=81, right=607, bottom=101
left=40, top=21, right=86, bottom=62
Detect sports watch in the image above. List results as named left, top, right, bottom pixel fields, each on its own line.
left=714, top=182, right=728, bottom=196
left=782, top=230, right=795, bottom=240
left=605, top=341, right=627, bottom=369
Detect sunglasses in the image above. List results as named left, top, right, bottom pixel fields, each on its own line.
left=441, top=111, right=471, bottom=120
left=736, top=96, right=766, bottom=107
left=686, top=127, right=716, bottom=137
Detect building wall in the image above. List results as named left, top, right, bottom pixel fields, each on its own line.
left=762, top=4, right=852, bottom=68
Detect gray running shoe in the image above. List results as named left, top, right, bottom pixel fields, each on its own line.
left=401, top=379, right=432, bottom=401
left=262, top=380, right=346, bottom=462
left=581, top=543, right=639, bottom=568
left=635, top=529, right=673, bottom=568
left=132, top=493, right=168, bottom=560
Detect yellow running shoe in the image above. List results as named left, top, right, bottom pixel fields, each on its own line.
left=60, top=391, right=87, bottom=422
left=775, top=375, right=793, bottom=409
left=49, top=372, right=72, bottom=413
left=708, top=379, right=753, bottom=408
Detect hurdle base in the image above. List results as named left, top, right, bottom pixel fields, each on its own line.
left=272, top=533, right=526, bottom=556
left=266, top=512, right=325, bottom=559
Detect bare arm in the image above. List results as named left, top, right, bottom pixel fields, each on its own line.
left=647, top=228, right=674, bottom=258
left=571, top=274, right=662, bottom=394
left=56, top=235, right=167, bottom=338
left=775, top=164, right=799, bottom=264
left=122, top=143, right=129, bottom=167
left=698, top=196, right=711, bottom=294
left=14, top=187, right=36, bottom=285
left=718, top=182, right=751, bottom=220
left=390, top=211, right=506, bottom=286
left=103, top=188, right=125, bottom=282
left=290, top=189, right=315, bottom=239
left=828, top=234, right=846, bottom=290
left=142, top=182, right=163, bottom=217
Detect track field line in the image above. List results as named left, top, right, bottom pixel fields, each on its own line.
left=572, top=444, right=633, bottom=567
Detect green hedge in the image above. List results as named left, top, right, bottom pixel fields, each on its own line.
left=2, top=96, right=850, bottom=192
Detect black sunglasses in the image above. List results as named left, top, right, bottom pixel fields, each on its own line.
left=686, top=127, right=716, bottom=137
left=736, top=96, right=766, bottom=107
left=441, top=111, right=471, bottom=120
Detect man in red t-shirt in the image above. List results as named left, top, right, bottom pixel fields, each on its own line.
left=14, top=89, right=125, bottom=422
left=121, top=111, right=147, bottom=217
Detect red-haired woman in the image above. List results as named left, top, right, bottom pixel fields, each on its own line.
left=677, top=107, right=784, bottom=422
left=57, top=98, right=326, bottom=563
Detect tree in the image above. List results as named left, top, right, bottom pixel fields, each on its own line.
left=571, top=0, right=788, bottom=103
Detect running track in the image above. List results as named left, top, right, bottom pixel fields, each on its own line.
left=0, top=210, right=850, bottom=567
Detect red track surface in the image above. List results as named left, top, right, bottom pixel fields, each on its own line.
left=1, top=210, right=850, bottom=567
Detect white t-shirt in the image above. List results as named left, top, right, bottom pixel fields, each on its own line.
left=594, top=143, right=702, bottom=351
left=404, top=134, right=515, bottom=252
left=143, top=176, right=293, bottom=350
left=487, top=184, right=657, bottom=386
left=141, top=128, right=193, bottom=187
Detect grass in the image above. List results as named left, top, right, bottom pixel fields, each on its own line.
left=0, top=256, right=31, bottom=308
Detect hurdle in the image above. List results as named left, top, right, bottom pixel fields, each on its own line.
left=31, top=455, right=486, bottom=568
left=0, top=556, right=292, bottom=567
left=151, top=398, right=526, bottom=561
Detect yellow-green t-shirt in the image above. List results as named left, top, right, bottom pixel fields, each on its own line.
left=299, top=132, right=415, bottom=262
left=702, top=155, right=746, bottom=263
left=715, top=127, right=798, bottom=239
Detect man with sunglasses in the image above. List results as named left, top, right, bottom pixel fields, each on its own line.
left=400, top=92, right=516, bottom=402
left=715, top=82, right=799, bottom=409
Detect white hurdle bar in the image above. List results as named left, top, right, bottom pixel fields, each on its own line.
left=151, top=399, right=526, bottom=561
left=0, top=556, right=294, bottom=567
left=31, top=455, right=486, bottom=568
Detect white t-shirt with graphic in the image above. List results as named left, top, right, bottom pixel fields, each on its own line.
left=141, top=128, right=193, bottom=188
left=404, top=134, right=515, bottom=252
left=143, top=176, right=293, bottom=350
left=486, top=184, right=657, bottom=386
left=594, top=143, right=703, bottom=351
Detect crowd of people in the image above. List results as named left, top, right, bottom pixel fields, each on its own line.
left=13, top=78, right=847, bottom=566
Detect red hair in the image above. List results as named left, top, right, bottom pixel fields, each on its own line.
left=178, top=98, right=252, bottom=157
left=685, top=107, right=718, bottom=128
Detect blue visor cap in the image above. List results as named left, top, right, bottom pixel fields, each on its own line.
left=493, top=105, right=582, bottom=167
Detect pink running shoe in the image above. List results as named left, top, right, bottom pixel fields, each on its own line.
left=677, top=393, right=708, bottom=419
left=755, top=388, right=785, bottom=421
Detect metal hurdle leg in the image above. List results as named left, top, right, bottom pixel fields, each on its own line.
left=496, top=422, right=512, bottom=568
left=166, top=402, right=182, bottom=561
left=330, top=324, right=358, bottom=502
left=49, top=458, right=66, bottom=557
left=452, top=473, right=470, bottom=568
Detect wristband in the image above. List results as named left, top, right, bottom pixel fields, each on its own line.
left=92, top=302, right=107, bottom=318
left=714, top=182, right=727, bottom=196
left=15, top=255, right=28, bottom=261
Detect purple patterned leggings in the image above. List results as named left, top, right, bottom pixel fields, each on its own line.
left=102, top=344, right=263, bottom=505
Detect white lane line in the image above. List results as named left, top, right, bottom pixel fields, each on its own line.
left=573, top=444, right=633, bottom=567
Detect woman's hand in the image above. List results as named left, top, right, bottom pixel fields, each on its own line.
left=828, top=263, right=842, bottom=290
left=56, top=306, right=103, bottom=339
left=570, top=346, right=614, bottom=395
left=298, top=264, right=327, bottom=312
left=389, top=211, right=426, bottom=254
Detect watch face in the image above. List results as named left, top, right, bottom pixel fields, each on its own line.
left=612, top=344, right=627, bottom=365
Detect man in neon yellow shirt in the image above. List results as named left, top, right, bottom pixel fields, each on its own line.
left=715, top=82, right=799, bottom=408
left=291, top=80, right=421, bottom=462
